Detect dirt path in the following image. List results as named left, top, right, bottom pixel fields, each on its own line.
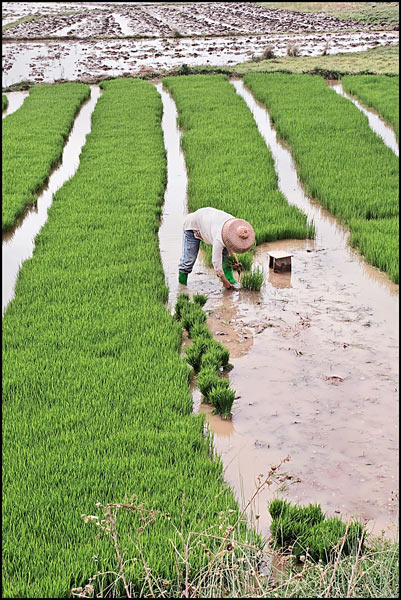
left=157, top=80, right=399, bottom=541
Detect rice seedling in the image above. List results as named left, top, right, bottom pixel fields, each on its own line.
left=2, top=79, right=246, bottom=598
left=269, top=499, right=364, bottom=563
left=197, top=366, right=228, bottom=402
left=240, top=265, right=265, bottom=290
left=162, top=75, right=314, bottom=246
left=193, top=292, right=208, bottom=306
left=2, top=94, right=8, bottom=111
left=209, top=384, right=236, bottom=419
left=244, top=73, right=399, bottom=282
left=185, top=335, right=211, bottom=372
left=2, top=82, right=90, bottom=231
left=341, top=75, right=399, bottom=140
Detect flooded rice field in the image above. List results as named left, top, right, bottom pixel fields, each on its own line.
left=156, top=81, right=398, bottom=541
left=328, top=80, right=399, bottom=156
left=3, top=31, right=399, bottom=88
left=2, top=86, right=101, bottom=313
left=2, top=2, right=399, bottom=87
left=2, top=1, right=399, bottom=544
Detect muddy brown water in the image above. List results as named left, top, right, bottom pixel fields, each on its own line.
left=328, top=80, right=399, bottom=156
left=157, top=79, right=398, bottom=541
left=2, top=85, right=101, bottom=314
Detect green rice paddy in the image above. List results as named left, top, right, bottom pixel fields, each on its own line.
left=2, top=78, right=244, bottom=598
left=341, top=75, right=399, bottom=140
left=243, top=73, right=399, bottom=282
left=2, top=82, right=90, bottom=231
left=162, top=74, right=315, bottom=245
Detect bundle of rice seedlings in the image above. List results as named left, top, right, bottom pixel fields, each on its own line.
left=193, top=293, right=208, bottom=306
left=185, top=337, right=210, bottom=372
left=269, top=499, right=364, bottom=563
left=240, top=266, right=264, bottom=291
left=174, top=293, right=190, bottom=320
left=209, top=384, right=236, bottom=419
left=197, top=367, right=228, bottom=402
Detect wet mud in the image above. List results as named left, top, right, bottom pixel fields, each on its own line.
left=2, top=3, right=399, bottom=87
left=2, top=85, right=101, bottom=313
left=157, top=80, right=398, bottom=540
left=3, top=30, right=399, bottom=88
left=328, top=80, right=399, bottom=156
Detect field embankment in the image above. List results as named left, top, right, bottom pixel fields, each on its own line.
left=162, top=73, right=314, bottom=245
left=2, top=82, right=90, bottom=231
left=243, top=72, right=399, bottom=283
left=2, top=78, right=249, bottom=597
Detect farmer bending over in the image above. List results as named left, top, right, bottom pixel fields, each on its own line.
left=178, top=207, right=255, bottom=289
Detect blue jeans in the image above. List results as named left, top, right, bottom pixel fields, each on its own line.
left=178, top=230, right=228, bottom=274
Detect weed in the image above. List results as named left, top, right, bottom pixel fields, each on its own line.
left=287, top=43, right=300, bottom=57
left=262, top=45, right=276, bottom=60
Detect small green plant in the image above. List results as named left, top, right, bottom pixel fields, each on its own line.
left=209, top=384, right=236, bottom=419
left=193, top=293, right=208, bottom=306
left=185, top=336, right=210, bottom=372
left=180, top=302, right=207, bottom=336
left=240, top=266, right=264, bottom=291
left=174, top=292, right=190, bottom=320
left=191, top=323, right=212, bottom=339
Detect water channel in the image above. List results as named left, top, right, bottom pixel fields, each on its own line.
left=2, top=85, right=101, bottom=313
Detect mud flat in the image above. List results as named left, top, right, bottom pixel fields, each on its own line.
left=2, top=2, right=383, bottom=39
left=2, top=30, right=399, bottom=88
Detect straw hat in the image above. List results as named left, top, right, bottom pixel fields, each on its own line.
left=222, top=218, right=255, bottom=254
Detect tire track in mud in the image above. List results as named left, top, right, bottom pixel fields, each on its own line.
left=328, top=80, right=399, bottom=156
left=2, top=85, right=102, bottom=314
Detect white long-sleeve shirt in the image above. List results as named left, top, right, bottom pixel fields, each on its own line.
left=183, top=207, right=234, bottom=275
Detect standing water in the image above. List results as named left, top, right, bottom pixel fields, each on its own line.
left=327, top=80, right=399, bottom=156
left=2, top=91, right=29, bottom=119
left=2, top=85, right=102, bottom=314
left=155, top=82, right=189, bottom=310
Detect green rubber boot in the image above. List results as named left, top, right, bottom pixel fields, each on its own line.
left=178, top=272, right=188, bottom=285
left=222, top=263, right=237, bottom=285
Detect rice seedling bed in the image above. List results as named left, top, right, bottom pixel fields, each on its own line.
left=243, top=73, right=399, bottom=283
left=2, top=78, right=246, bottom=598
left=162, top=74, right=314, bottom=245
left=2, top=82, right=90, bottom=231
left=341, top=75, right=399, bottom=141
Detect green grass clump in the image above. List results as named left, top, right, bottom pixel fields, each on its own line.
left=342, top=75, right=399, bottom=140
left=2, top=79, right=247, bottom=598
left=162, top=74, right=314, bottom=246
left=240, top=266, right=265, bottom=290
left=269, top=499, right=364, bottom=563
left=244, top=73, right=399, bottom=283
left=2, top=82, right=90, bottom=231
left=185, top=335, right=211, bottom=372
left=2, top=94, right=8, bottom=111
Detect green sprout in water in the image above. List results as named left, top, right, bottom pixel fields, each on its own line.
left=240, top=266, right=265, bottom=291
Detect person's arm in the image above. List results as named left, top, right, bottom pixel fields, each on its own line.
left=212, top=239, right=232, bottom=288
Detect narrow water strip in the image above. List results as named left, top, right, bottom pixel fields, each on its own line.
left=328, top=80, right=399, bottom=156
left=2, top=85, right=101, bottom=314
left=155, top=81, right=188, bottom=311
left=2, top=90, right=29, bottom=119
